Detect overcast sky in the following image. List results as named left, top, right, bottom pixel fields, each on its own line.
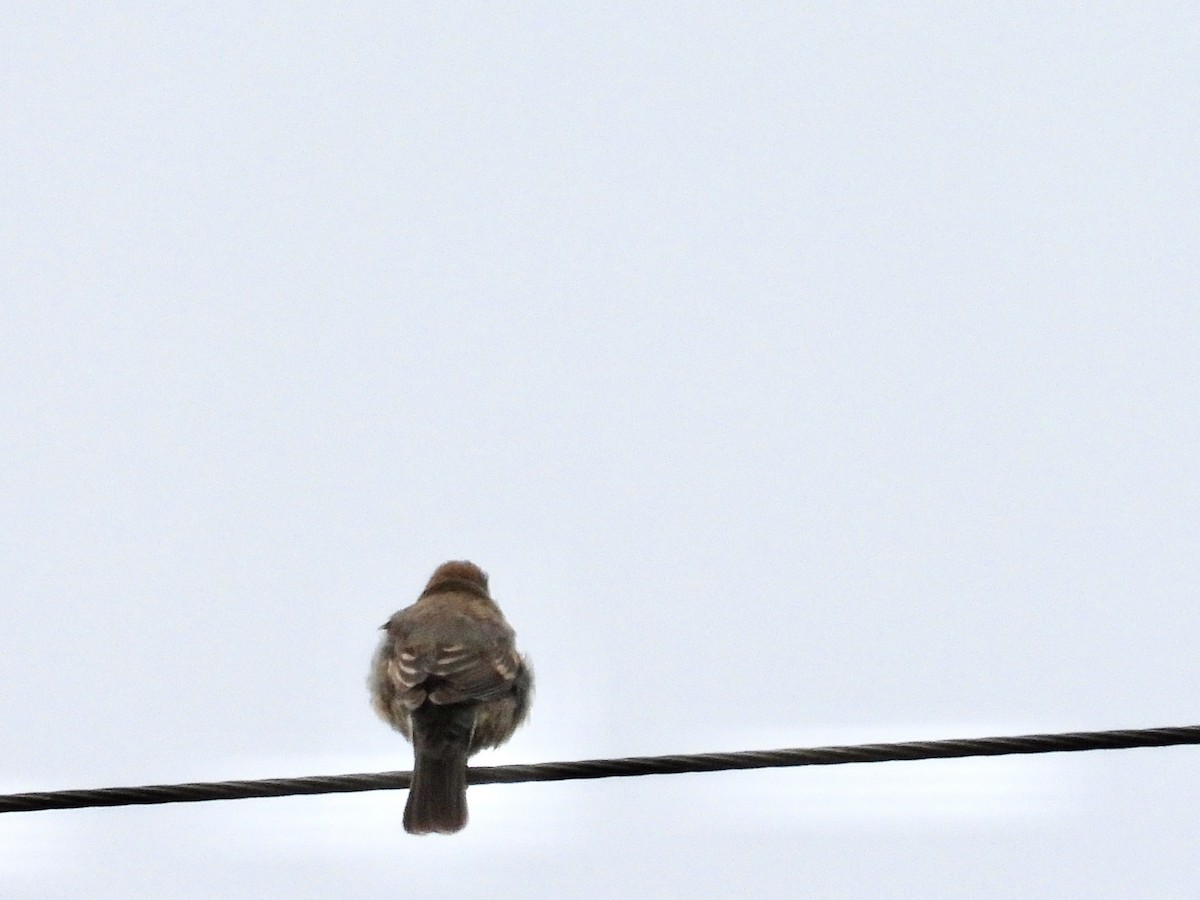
left=3, top=4, right=1199, bottom=898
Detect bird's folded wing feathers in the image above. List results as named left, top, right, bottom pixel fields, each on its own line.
left=387, top=639, right=522, bottom=704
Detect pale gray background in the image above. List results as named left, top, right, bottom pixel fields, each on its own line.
left=3, top=4, right=1198, bottom=898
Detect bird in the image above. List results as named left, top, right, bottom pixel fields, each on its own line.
left=369, top=561, right=533, bottom=834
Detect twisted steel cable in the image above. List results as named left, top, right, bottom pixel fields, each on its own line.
left=2, top=723, right=1198, bottom=815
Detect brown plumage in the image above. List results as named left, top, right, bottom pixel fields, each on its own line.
left=369, top=561, right=533, bottom=834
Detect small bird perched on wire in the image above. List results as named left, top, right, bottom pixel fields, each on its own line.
left=369, top=561, right=533, bottom=834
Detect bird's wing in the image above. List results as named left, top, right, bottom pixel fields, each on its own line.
left=385, top=600, right=523, bottom=706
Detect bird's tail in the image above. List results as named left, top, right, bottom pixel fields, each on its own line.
left=404, top=703, right=476, bottom=835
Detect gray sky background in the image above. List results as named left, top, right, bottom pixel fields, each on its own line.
left=3, top=4, right=1199, bottom=898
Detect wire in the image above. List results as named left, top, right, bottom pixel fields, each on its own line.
left=2, top=723, right=1197, bottom=815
